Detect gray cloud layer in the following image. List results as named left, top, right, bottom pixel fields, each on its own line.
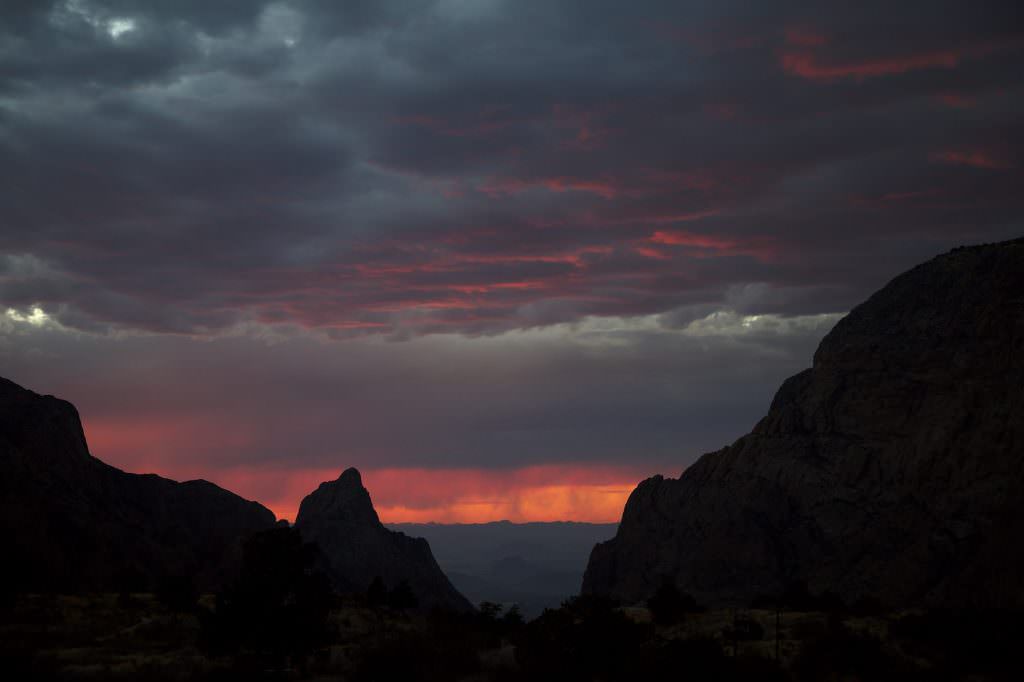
left=2, top=0, right=1020, bottom=335
left=1, top=1, right=1021, bottom=486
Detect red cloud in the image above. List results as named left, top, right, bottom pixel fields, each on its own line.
left=634, top=246, right=671, bottom=260
left=478, top=175, right=620, bottom=199
left=648, top=230, right=737, bottom=249
left=935, top=92, right=977, bottom=109
left=932, top=149, right=1012, bottom=170
left=780, top=37, right=1022, bottom=82
left=641, top=229, right=776, bottom=262
left=781, top=49, right=962, bottom=81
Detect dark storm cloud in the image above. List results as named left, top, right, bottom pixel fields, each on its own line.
left=2, top=0, right=1022, bottom=335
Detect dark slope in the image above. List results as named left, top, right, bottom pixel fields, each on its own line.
left=0, top=377, right=276, bottom=592
left=295, top=469, right=473, bottom=612
left=583, top=238, right=1024, bottom=609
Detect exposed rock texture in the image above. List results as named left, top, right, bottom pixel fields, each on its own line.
left=0, top=377, right=276, bottom=592
left=295, top=468, right=473, bottom=611
left=583, top=239, right=1024, bottom=609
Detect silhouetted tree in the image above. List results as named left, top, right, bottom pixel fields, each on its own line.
left=0, top=561, right=17, bottom=611
left=367, top=575, right=387, bottom=607
left=502, top=603, right=524, bottom=628
left=388, top=579, right=419, bottom=610
left=200, top=527, right=333, bottom=665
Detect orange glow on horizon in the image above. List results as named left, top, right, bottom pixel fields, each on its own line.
left=81, top=417, right=644, bottom=524
left=267, top=466, right=641, bottom=524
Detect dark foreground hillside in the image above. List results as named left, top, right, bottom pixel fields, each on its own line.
left=3, top=587, right=1022, bottom=681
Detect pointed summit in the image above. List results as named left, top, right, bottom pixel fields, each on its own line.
left=296, top=467, right=379, bottom=527
left=294, top=470, right=472, bottom=612
left=337, top=467, right=362, bottom=486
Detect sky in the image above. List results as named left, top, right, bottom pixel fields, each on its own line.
left=1, top=1, right=1021, bottom=522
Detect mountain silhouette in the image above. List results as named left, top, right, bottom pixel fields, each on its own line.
left=295, top=468, right=472, bottom=611
left=0, top=377, right=276, bottom=592
left=583, top=238, right=1024, bottom=609
left=0, top=380, right=470, bottom=611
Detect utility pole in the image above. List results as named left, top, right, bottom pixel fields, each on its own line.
left=775, top=607, right=781, bottom=661
left=732, top=609, right=738, bottom=657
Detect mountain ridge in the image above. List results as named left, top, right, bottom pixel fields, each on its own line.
left=0, top=376, right=277, bottom=592
left=582, top=238, right=1024, bottom=609
left=0, top=380, right=473, bottom=613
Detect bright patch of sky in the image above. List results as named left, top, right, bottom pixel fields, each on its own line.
left=107, top=18, right=136, bottom=39
left=5, top=306, right=51, bottom=327
left=51, top=1, right=135, bottom=40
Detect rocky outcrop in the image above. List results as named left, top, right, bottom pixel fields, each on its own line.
left=582, top=238, right=1024, bottom=609
left=295, top=468, right=473, bottom=612
left=0, top=377, right=276, bottom=592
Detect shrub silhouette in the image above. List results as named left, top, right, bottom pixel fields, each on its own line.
left=647, top=580, right=701, bottom=625
left=778, top=580, right=846, bottom=613
left=514, top=595, right=650, bottom=682
left=890, top=609, right=1022, bottom=678
left=724, top=614, right=764, bottom=642
left=155, top=574, right=200, bottom=613
left=793, top=625, right=909, bottom=682
left=638, top=637, right=786, bottom=681
left=478, top=600, right=503, bottom=620
left=354, top=628, right=480, bottom=682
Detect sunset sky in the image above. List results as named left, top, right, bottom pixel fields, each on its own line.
left=1, top=1, right=1021, bottom=522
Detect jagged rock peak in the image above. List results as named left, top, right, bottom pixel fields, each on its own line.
left=337, top=467, right=362, bottom=486
left=294, top=468, right=473, bottom=612
left=296, top=467, right=379, bottom=527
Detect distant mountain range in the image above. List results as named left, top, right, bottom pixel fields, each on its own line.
left=584, top=238, right=1024, bottom=609
left=388, top=521, right=617, bottom=616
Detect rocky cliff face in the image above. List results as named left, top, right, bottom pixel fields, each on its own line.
left=0, top=377, right=277, bottom=592
left=295, top=469, right=473, bottom=612
left=582, top=239, right=1024, bottom=609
